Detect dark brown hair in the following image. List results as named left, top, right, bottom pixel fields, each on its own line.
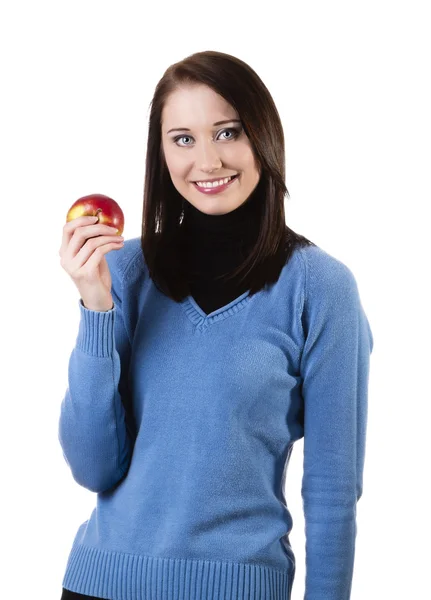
left=141, top=50, right=315, bottom=302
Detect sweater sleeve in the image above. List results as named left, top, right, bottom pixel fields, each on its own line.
left=57, top=251, right=134, bottom=494
left=299, top=248, right=373, bottom=600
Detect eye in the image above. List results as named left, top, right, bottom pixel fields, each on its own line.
left=173, top=127, right=241, bottom=147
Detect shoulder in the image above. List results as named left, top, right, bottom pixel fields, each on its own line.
left=296, top=244, right=374, bottom=353
left=296, top=244, right=361, bottom=307
left=105, top=236, right=146, bottom=289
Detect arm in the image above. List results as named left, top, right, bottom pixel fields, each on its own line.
left=299, top=248, right=374, bottom=599
left=57, top=250, right=134, bottom=493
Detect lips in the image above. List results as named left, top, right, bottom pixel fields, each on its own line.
left=192, top=173, right=240, bottom=194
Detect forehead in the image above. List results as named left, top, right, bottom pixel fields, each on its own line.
left=161, top=84, right=238, bottom=128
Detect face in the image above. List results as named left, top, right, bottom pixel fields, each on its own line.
left=161, top=84, right=261, bottom=216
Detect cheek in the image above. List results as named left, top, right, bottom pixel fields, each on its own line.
left=164, top=153, right=189, bottom=180
left=234, top=142, right=257, bottom=169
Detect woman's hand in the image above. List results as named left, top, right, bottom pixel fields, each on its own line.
left=59, top=215, right=124, bottom=311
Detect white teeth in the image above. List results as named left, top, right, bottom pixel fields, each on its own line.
left=195, top=175, right=235, bottom=188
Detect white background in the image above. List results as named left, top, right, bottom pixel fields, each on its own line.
left=1, top=1, right=429, bottom=598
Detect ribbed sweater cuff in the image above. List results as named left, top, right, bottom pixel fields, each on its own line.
left=76, top=298, right=116, bottom=357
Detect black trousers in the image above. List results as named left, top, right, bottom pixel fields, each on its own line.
left=61, top=588, right=111, bottom=600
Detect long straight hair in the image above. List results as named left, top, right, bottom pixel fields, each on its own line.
left=141, top=50, right=315, bottom=302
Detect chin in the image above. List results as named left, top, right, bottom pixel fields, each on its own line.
left=200, top=199, right=246, bottom=215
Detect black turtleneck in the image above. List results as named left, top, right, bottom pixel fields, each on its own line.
left=181, top=187, right=261, bottom=316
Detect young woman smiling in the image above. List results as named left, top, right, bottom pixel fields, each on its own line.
left=59, top=50, right=373, bottom=600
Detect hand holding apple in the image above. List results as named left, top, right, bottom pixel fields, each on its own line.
left=60, top=194, right=126, bottom=311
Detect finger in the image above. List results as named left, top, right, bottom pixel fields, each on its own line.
left=69, top=235, right=123, bottom=273
left=77, top=241, right=124, bottom=277
left=63, top=222, right=119, bottom=263
left=59, top=215, right=98, bottom=257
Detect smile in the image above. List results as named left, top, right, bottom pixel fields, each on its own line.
left=192, top=174, right=240, bottom=194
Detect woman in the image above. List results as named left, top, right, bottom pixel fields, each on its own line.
left=59, top=50, right=373, bottom=600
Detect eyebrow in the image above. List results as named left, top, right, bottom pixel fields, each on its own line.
left=167, top=119, right=242, bottom=134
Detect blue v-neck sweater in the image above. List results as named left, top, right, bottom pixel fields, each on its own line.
left=58, top=237, right=373, bottom=600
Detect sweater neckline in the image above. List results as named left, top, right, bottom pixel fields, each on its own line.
left=181, top=289, right=252, bottom=330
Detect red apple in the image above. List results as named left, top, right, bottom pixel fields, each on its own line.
left=66, top=193, right=125, bottom=236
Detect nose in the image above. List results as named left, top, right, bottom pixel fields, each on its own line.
left=195, top=140, right=222, bottom=173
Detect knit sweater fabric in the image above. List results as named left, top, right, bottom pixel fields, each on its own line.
left=58, top=200, right=373, bottom=600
